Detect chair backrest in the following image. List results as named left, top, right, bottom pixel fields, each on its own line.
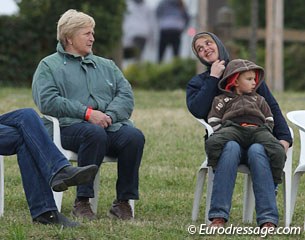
left=287, top=110, right=305, bottom=132
left=287, top=110, right=305, bottom=165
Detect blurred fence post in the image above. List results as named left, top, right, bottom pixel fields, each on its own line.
left=196, top=0, right=208, bottom=73
left=265, top=0, right=283, bottom=91
left=215, top=6, right=239, bottom=59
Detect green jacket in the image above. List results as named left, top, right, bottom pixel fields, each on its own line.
left=32, top=43, right=134, bottom=135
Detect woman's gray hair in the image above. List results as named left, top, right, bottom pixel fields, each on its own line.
left=57, top=9, right=95, bottom=47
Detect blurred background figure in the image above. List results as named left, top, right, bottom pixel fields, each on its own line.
left=122, top=0, right=155, bottom=63
left=156, top=0, right=189, bottom=63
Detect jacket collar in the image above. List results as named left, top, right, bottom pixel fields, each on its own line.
left=56, top=42, right=96, bottom=67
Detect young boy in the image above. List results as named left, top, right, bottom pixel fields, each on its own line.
left=205, top=59, right=286, bottom=185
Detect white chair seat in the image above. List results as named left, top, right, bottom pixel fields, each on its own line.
left=44, top=115, right=134, bottom=217
left=191, top=118, right=293, bottom=227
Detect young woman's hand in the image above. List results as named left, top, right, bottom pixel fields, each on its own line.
left=210, top=60, right=226, bottom=78
left=279, top=140, right=290, bottom=153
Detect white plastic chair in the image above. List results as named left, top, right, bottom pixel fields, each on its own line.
left=286, top=110, right=305, bottom=223
left=44, top=115, right=134, bottom=217
left=191, top=118, right=293, bottom=227
left=0, top=155, right=4, bottom=217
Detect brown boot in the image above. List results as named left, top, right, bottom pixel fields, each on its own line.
left=209, top=218, right=225, bottom=228
left=72, top=199, right=96, bottom=221
left=261, top=222, right=276, bottom=229
left=108, top=200, right=133, bottom=220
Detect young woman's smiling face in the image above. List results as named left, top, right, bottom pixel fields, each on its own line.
left=194, top=37, right=219, bottom=64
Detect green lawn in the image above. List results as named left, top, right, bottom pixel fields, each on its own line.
left=0, top=88, right=304, bottom=239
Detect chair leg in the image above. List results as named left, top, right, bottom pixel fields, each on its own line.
left=89, top=168, right=101, bottom=214
left=87, top=168, right=135, bottom=217
left=191, top=167, right=208, bottom=222
left=242, top=174, right=254, bottom=223
left=290, top=172, right=302, bottom=223
left=0, top=156, right=4, bottom=217
left=283, top=173, right=292, bottom=227
left=53, top=191, right=63, bottom=212
left=129, top=200, right=135, bottom=218
left=205, top=168, right=214, bottom=224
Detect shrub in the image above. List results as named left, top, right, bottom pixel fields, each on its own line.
left=124, top=58, right=197, bottom=90
left=284, top=43, right=305, bottom=91
left=0, top=0, right=125, bottom=87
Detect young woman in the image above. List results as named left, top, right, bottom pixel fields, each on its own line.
left=186, top=32, right=292, bottom=228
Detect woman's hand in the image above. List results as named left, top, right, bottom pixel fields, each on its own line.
left=210, top=60, right=226, bottom=78
left=279, top=140, right=290, bottom=153
left=88, top=110, right=112, bottom=128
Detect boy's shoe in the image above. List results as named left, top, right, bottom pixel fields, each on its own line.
left=209, top=218, right=225, bottom=228
left=274, top=184, right=279, bottom=196
left=261, top=222, right=276, bottom=229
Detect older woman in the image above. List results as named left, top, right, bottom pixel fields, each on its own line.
left=32, top=9, right=145, bottom=221
left=186, top=32, right=292, bottom=228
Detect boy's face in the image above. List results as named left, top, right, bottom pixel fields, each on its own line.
left=194, top=37, right=219, bottom=64
left=235, top=70, right=257, bottom=95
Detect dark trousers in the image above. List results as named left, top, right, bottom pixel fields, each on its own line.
left=61, top=122, right=145, bottom=200
left=158, top=29, right=182, bottom=62
left=0, top=108, right=68, bottom=218
left=205, top=122, right=286, bottom=183
left=123, top=36, right=146, bottom=60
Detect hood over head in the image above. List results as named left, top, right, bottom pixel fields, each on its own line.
left=218, top=59, right=264, bottom=93
left=191, top=31, right=230, bottom=68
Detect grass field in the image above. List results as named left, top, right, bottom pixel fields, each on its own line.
left=0, top=87, right=304, bottom=239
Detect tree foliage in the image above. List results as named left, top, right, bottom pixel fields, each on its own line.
left=229, top=0, right=305, bottom=29
left=0, top=0, right=125, bottom=86
left=228, top=0, right=305, bottom=91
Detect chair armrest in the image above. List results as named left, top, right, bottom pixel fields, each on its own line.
left=289, top=127, right=294, bottom=141
left=43, top=115, right=65, bottom=152
left=195, top=118, right=214, bottom=137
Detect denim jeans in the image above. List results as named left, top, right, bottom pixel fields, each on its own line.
left=208, top=141, right=278, bottom=226
left=61, top=122, right=145, bottom=200
left=0, top=108, right=69, bottom=218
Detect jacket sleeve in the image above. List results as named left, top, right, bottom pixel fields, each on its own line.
left=32, top=60, right=87, bottom=119
left=186, top=72, right=220, bottom=120
left=257, top=81, right=292, bottom=145
left=259, top=96, right=274, bottom=130
left=207, top=95, right=226, bottom=131
left=104, top=61, right=134, bottom=123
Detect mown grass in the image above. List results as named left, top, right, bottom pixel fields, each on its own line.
left=0, top=87, right=304, bottom=239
